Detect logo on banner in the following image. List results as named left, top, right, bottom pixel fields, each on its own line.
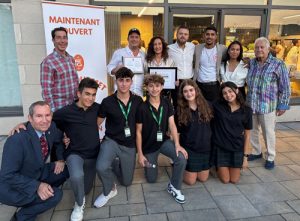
left=74, top=54, right=84, bottom=71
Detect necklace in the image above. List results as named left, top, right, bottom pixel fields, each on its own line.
left=204, top=47, right=215, bottom=64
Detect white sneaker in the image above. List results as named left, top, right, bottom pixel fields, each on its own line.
left=94, top=186, right=118, bottom=208
left=70, top=197, right=85, bottom=221
left=167, top=183, right=185, bottom=204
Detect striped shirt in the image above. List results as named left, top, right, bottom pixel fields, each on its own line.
left=246, top=54, right=291, bottom=114
left=40, top=50, right=79, bottom=111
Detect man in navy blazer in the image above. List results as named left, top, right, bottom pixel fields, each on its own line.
left=0, top=101, right=68, bottom=221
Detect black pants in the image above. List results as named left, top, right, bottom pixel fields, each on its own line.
left=196, top=81, right=220, bottom=102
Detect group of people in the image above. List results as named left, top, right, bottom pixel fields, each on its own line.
left=0, top=25, right=291, bottom=221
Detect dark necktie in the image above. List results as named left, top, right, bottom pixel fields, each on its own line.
left=40, top=134, right=49, bottom=160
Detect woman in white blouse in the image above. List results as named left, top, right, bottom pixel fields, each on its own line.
left=146, top=36, right=175, bottom=68
left=146, top=36, right=175, bottom=99
left=220, top=41, right=248, bottom=99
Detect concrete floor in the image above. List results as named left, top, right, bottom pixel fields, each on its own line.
left=1, top=122, right=300, bottom=221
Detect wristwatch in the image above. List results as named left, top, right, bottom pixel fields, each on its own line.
left=244, top=154, right=249, bottom=158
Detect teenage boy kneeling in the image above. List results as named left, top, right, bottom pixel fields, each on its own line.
left=136, top=74, right=188, bottom=204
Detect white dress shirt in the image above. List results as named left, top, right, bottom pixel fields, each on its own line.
left=220, top=60, right=248, bottom=87
left=107, top=46, right=146, bottom=96
left=168, top=42, right=195, bottom=79
left=146, top=57, right=175, bottom=68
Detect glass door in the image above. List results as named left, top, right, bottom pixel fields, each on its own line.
left=168, top=8, right=219, bottom=44
left=221, top=9, right=267, bottom=58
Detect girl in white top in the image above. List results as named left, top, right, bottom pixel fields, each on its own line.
left=220, top=41, right=248, bottom=98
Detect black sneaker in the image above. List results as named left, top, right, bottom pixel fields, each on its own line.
left=248, top=153, right=263, bottom=161
left=265, top=160, right=275, bottom=170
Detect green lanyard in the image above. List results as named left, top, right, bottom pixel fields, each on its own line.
left=118, top=100, right=132, bottom=126
left=149, top=105, right=163, bottom=130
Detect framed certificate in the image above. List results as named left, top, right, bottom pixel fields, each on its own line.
left=148, top=67, right=177, bottom=89
left=122, top=56, right=144, bottom=74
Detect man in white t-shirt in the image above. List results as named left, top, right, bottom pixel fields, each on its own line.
left=168, top=25, right=195, bottom=107
left=107, top=28, right=145, bottom=96
left=194, top=26, right=227, bottom=102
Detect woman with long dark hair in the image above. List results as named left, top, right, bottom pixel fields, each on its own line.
left=220, top=41, right=248, bottom=98
left=146, top=36, right=175, bottom=100
left=176, top=79, right=213, bottom=184
left=146, top=36, right=174, bottom=67
left=212, top=81, right=252, bottom=184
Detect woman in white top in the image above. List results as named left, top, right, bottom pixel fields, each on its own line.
left=220, top=41, right=248, bottom=99
left=146, top=36, right=175, bottom=99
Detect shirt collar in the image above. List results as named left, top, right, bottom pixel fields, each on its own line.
left=35, top=130, right=44, bottom=138
left=53, top=49, right=70, bottom=58
left=255, top=53, right=273, bottom=65
left=125, top=46, right=143, bottom=57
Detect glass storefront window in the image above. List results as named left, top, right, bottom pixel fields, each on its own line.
left=95, top=0, right=164, bottom=3
left=0, top=4, right=22, bottom=115
left=172, top=14, right=215, bottom=44
left=269, top=10, right=300, bottom=104
left=168, top=0, right=266, bottom=5
left=104, top=6, right=164, bottom=92
left=272, top=0, right=300, bottom=6
left=224, top=15, right=261, bottom=58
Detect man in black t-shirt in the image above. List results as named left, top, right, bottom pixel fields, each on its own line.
left=136, top=74, right=188, bottom=204
left=53, top=78, right=101, bottom=221
left=94, top=67, right=143, bottom=208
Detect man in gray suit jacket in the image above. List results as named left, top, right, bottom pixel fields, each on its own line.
left=0, top=101, right=68, bottom=221
left=194, top=26, right=227, bottom=102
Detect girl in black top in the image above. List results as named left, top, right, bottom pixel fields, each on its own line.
left=212, top=81, right=252, bottom=184
left=177, top=79, right=213, bottom=185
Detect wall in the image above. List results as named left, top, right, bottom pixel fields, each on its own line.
left=0, top=0, right=88, bottom=135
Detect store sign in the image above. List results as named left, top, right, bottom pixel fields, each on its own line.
left=42, top=1, right=108, bottom=102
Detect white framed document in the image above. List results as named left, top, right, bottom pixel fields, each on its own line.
left=148, top=67, right=177, bottom=89
left=122, top=56, right=144, bottom=74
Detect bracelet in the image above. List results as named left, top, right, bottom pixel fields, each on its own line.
left=244, top=154, right=249, bottom=158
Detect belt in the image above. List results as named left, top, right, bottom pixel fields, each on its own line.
left=197, top=81, right=218, bottom=86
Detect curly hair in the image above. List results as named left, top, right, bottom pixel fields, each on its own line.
left=146, top=36, right=169, bottom=63
left=177, top=79, right=213, bottom=126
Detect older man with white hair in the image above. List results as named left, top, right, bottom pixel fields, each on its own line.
left=246, top=37, right=291, bottom=170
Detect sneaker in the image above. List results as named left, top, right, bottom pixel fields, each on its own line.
left=248, top=153, right=263, bottom=161
left=265, top=160, right=275, bottom=170
left=167, top=183, right=185, bottom=204
left=94, top=186, right=118, bottom=208
left=70, top=197, right=85, bottom=221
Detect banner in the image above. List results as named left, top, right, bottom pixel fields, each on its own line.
left=42, top=1, right=107, bottom=103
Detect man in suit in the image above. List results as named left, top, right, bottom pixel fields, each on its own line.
left=0, top=101, right=68, bottom=221
left=194, top=26, right=227, bottom=102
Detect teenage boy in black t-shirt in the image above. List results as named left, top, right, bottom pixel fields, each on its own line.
left=136, top=74, right=188, bottom=204
left=94, top=67, right=143, bottom=208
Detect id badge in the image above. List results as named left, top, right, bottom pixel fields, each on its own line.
left=124, top=127, right=131, bottom=137
left=157, top=131, right=163, bottom=142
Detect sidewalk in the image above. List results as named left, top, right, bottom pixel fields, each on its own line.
left=1, top=122, right=300, bottom=221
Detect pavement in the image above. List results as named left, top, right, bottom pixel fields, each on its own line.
left=1, top=122, right=300, bottom=221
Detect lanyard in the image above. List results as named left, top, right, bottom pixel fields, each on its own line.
left=118, top=100, right=132, bottom=126
left=149, top=105, right=163, bottom=130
